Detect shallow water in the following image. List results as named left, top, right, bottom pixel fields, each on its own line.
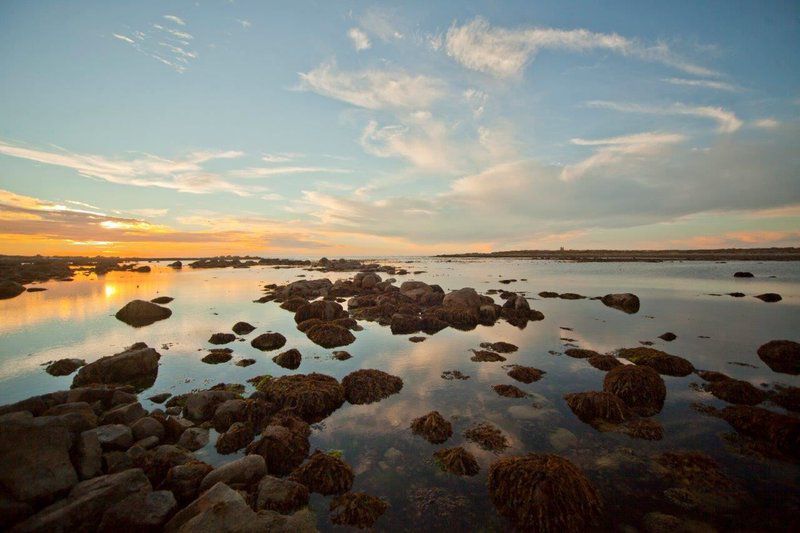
left=1, top=259, right=799, bottom=530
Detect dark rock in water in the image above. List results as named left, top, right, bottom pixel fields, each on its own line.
left=411, top=411, right=452, bottom=444
left=115, top=299, right=172, bottom=327
left=734, top=271, right=754, bottom=278
left=134, top=265, right=151, bottom=273
left=247, top=425, right=309, bottom=476
left=216, top=422, right=254, bottom=455
left=565, top=391, right=631, bottom=425
left=235, top=358, right=256, bottom=367
left=493, top=384, right=528, bottom=398
left=757, top=340, right=800, bottom=375
left=294, top=300, right=347, bottom=323
left=470, top=349, right=506, bottom=362
left=182, top=390, right=239, bottom=423
left=603, top=364, right=666, bottom=416
left=231, top=321, right=256, bottom=335
left=434, top=446, right=480, bottom=476
left=658, top=332, right=677, bottom=341
left=617, top=347, right=694, bottom=377
left=289, top=450, right=354, bottom=495
left=772, top=384, right=800, bottom=412
left=390, top=313, right=421, bottom=334
left=45, top=358, right=86, bottom=376
left=755, top=293, right=782, bottom=303
left=208, top=332, right=235, bottom=345
left=332, top=350, right=352, bottom=361
left=273, top=348, right=302, bottom=369
left=330, top=492, right=388, bottom=528
left=280, top=296, right=310, bottom=312
left=257, top=373, right=344, bottom=423
left=409, top=336, right=426, bottom=342
left=488, top=454, right=602, bottom=531
left=705, top=379, right=766, bottom=405
left=26, top=287, right=47, bottom=292
left=147, top=393, right=171, bottom=404
left=199, top=454, right=266, bottom=492
left=559, top=293, right=586, bottom=300
left=728, top=292, right=746, bottom=297
left=202, top=349, right=232, bottom=364
left=464, top=422, right=509, bottom=452
left=98, top=489, right=177, bottom=532
left=0, top=279, right=26, bottom=299
left=564, top=348, right=601, bottom=359
left=305, top=322, right=355, bottom=348
left=161, top=461, right=213, bottom=505
left=480, top=341, right=518, bottom=353
left=168, top=261, right=182, bottom=268
left=696, top=369, right=731, bottom=382
left=588, top=354, right=623, bottom=371
left=72, top=344, right=160, bottom=391
left=255, top=475, right=309, bottom=513
left=601, top=293, right=640, bottom=314
left=441, top=370, right=470, bottom=380
left=507, top=365, right=544, bottom=383
left=538, top=291, right=559, bottom=298
left=342, top=369, right=403, bottom=404
left=250, top=332, right=287, bottom=351
left=620, top=418, right=664, bottom=441
left=150, top=296, right=173, bottom=304
left=177, top=427, right=209, bottom=451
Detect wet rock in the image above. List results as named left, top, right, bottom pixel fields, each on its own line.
left=470, top=349, right=506, bottom=362
left=757, top=340, right=800, bottom=374
left=390, top=313, right=421, bottom=334
left=342, top=369, right=403, bottom=404
left=134, top=445, right=194, bottom=486
left=488, top=453, right=602, bottom=531
left=273, top=348, right=302, bottom=370
left=161, top=417, right=194, bottom=443
left=168, top=261, right=182, bottom=268
left=0, top=279, right=25, bottom=299
left=199, top=454, right=267, bottom=492
left=289, top=450, right=354, bottom=495
left=409, top=336, right=426, bottom=342
left=98, top=489, right=177, bottom=532
left=332, top=350, right=352, bottom=361
left=72, top=344, right=160, bottom=391
left=235, top=358, right=256, bottom=367
left=305, top=322, right=355, bottom=348
left=696, top=369, right=730, bottom=382
left=728, top=292, right=746, bottom=297
left=538, top=291, right=559, bottom=298
left=755, top=293, right=782, bottom=303
left=658, top=332, right=677, bottom=341
left=564, top=348, right=601, bottom=359
left=100, top=401, right=146, bottom=426
left=507, top=365, right=544, bottom=383
left=250, top=332, right=287, bottom=351
left=295, top=300, right=347, bottom=323
left=183, top=390, right=239, bottom=423
left=329, top=492, right=388, bottom=528
left=208, top=332, right=235, bottom=345
left=493, top=384, right=528, bottom=398
left=45, top=358, right=86, bottom=376
left=564, top=391, right=631, bottom=425
left=772, top=384, right=800, bottom=412
left=704, top=379, right=766, bottom=405
left=161, top=461, right=213, bottom=505
left=411, top=411, right=452, bottom=444
left=400, top=281, right=438, bottom=303
left=434, top=447, right=479, bottom=476
left=734, top=271, right=754, bottom=278
left=231, top=321, right=256, bottom=335
left=588, top=354, right=623, bottom=371
left=601, top=293, right=640, bottom=314
left=280, top=296, right=310, bottom=312
left=177, top=427, right=209, bottom=451
left=115, top=299, right=172, bottom=327
left=716, top=405, right=800, bottom=459
left=464, top=422, right=509, bottom=452
left=164, top=481, right=262, bottom=532
left=620, top=418, right=664, bottom=441
left=480, top=341, right=518, bottom=353
left=247, top=424, right=310, bottom=476
left=148, top=393, right=171, bottom=404
left=617, top=347, right=694, bottom=377
left=216, top=422, right=254, bottom=454
left=212, top=398, right=271, bottom=434
left=87, top=424, right=133, bottom=450
left=131, top=417, right=165, bottom=442
left=0, top=412, right=78, bottom=503
left=603, top=364, right=666, bottom=416
left=255, top=475, right=309, bottom=513
left=257, top=373, right=344, bottom=423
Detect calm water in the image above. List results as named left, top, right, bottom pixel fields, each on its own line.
left=1, top=259, right=799, bottom=530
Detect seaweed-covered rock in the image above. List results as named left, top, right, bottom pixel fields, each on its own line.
left=215, top=422, right=254, bottom=454
left=411, top=411, right=452, bottom=444
left=72, top=345, right=160, bottom=391
left=564, top=348, right=601, bottom=359
left=305, top=322, right=355, bottom=348
left=115, top=299, right=172, bottom=327
left=332, top=350, right=352, bottom=361
left=506, top=365, right=544, bottom=383
left=603, top=365, right=666, bottom=416
left=255, top=475, right=309, bottom=513
left=280, top=296, right=310, bottom=312
left=289, top=450, right=354, bottom=495
left=654, top=451, right=747, bottom=514
left=201, top=349, right=232, bottom=364
left=480, top=341, right=518, bottom=353
left=464, top=422, right=509, bottom=452
left=390, top=313, right=421, bottom=334
left=757, top=340, right=800, bottom=375
left=342, top=369, right=403, bottom=404
left=588, top=354, right=623, bottom=371
left=250, top=332, right=287, bottom=351
left=46, top=358, right=86, bottom=376
left=564, top=391, right=631, bottom=425
left=231, top=321, right=256, bottom=335
left=493, top=384, right=528, bottom=398
left=329, top=492, right=388, bottom=528
left=601, top=293, right=640, bottom=314
left=716, top=405, right=800, bottom=459
left=704, top=379, right=766, bottom=405
left=470, top=350, right=506, bottom=362
left=620, top=418, right=664, bottom=441
left=488, top=454, right=602, bottom=532
left=208, top=332, right=235, bottom=345
left=294, top=300, right=347, bottom=323
left=272, top=348, right=302, bottom=370
left=257, top=373, right=344, bottom=423
left=617, top=347, right=694, bottom=377
left=434, top=447, right=479, bottom=476
left=247, top=424, right=310, bottom=476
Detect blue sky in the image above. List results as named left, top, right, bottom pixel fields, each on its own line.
left=0, top=0, right=798, bottom=256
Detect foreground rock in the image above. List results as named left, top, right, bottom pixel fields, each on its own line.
left=257, top=373, right=344, bottom=423
left=601, top=293, right=640, bottom=314
left=488, top=454, right=602, bottom=531
left=757, top=340, right=800, bottom=375
left=434, top=447, right=479, bottom=476
left=588, top=354, right=623, bottom=371
left=72, top=344, right=160, bottom=391
left=272, top=348, right=302, bottom=370
left=464, top=422, right=509, bottom=452
left=98, top=489, right=177, bottom=532
left=246, top=424, right=309, bottom=476
left=704, top=378, right=766, bottom=405
left=164, top=481, right=264, bottom=532
left=208, top=333, right=235, bottom=345
left=45, top=358, right=86, bottom=376
left=603, top=364, right=666, bottom=416
left=289, top=450, right=354, bottom=495
left=617, top=347, right=694, bottom=377
left=715, top=405, right=800, bottom=460
left=115, top=300, right=172, bottom=327
left=342, top=369, right=403, bottom=404
left=255, top=475, right=309, bottom=513
left=329, top=492, right=388, bottom=528
left=411, top=411, right=452, bottom=444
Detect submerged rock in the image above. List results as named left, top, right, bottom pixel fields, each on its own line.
left=755, top=293, right=782, bottom=303
left=488, top=454, right=602, bottom=531
left=588, top=354, right=623, bottom=371
left=231, top=321, right=256, bottom=335
left=115, top=299, right=172, bottom=327
left=272, top=348, right=302, bottom=370
left=617, top=347, right=694, bottom=377
left=434, top=446, right=479, bottom=476
left=257, top=373, right=344, bottom=423
left=716, top=405, right=800, bottom=459
left=441, top=370, right=470, bottom=380
left=72, top=344, right=160, bottom=391
left=411, top=411, right=452, bottom=444
left=506, top=365, right=545, bottom=383
left=601, top=293, right=640, bottom=314
left=603, top=364, right=666, bottom=416
left=329, top=492, right=388, bottom=528
left=757, top=340, right=800, bottom=375
left=564, top=391, right=630, bottom=425
left=250, top=332, right=287, bottom=351
left=704, top=379, right=766, bottom=405
left=493, top=384, right=528, bottom=398
left=342, top=369, right=403, bottom=404
left=45, top=358, right=86, bottom=376
left=289, top=450, right=354, bottom=495
left=464, top=422, right=509, bottom=452
left=480, top=341, right=518, bottom=353
left=470, top=349, right=506, bottom=362
left=654, top=451, right=746, bottom=514
left=564, top=348, right=601, bottom=359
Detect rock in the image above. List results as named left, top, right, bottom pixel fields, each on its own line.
left=177, top=427, right=209, bottom=451
left=289, top=450, right=354, bottom=495
left=169, top=261, right=182, bottom=269
left=755, top=293, right=782, bottom=303
left=480, top=341, right=518, bottom=353
left=259, top=508, right=318, bottom=532
left=135, top=436, right=160, bottom=450
left=601, top=293, right=640, bottom=314
left=164, top=482, right=263, bottom=533
left=42, top=401, right=98, bottom=431
left=100, top=402, right=147, bottom=426
left=13, top=469, right=151, bottom=532
left=332, top=351, right=352, bottom=361
left=183, top=390, right=239, bottom=422
left=255, top=475, right=309, bottom=513
left=0, top=279, right=25, bottom=299
left=98, top=489, right=177, bottom=532
left=216, top=422, right=254, bottom=454
left=257, top=373, right=344, bottom=423
left=162, top=417, right=194, bottom=442
left=470, top=349, right=506, bottom=362
left=434, top=447, right=479, bottom=476
left=772, top=385, right=800, bottom=412
left=728, top=292, right=746, bottom=297
left=232, top=321, right=255, bottom=335
left=115, top=300, right=172, bottom=327
left=273, top=348, right=302, bottom=370
left=441, top=370, right=470, bottom=380
left=658, top=332, right=677, bottom=341
left=507, top=365, right=544, bottom=383
left=134, top=445, right=194, bottom=486
left=559, top=293, right=585, bottom=300
left=588, top=354, right=623, bottom=371
left=294, top=300, right=347, bottom=323
left=757, top=340, right=800, bottom=375
left=603, top=364, right=666, bottom=416
left=87, top=424, right=134, bottom=450
left=250, top=332, right=287, bottom=351
left=161, top=461, right=213, bottom=505
left=201, top=349, right=232, bottom=364
left=305, top=322, right=355, bottom=348
left=354, top=271, right=382, bottom=289
left=493, top=384, right=528, bottom=398
left=0, top=412, right=78, bottom=503
left=235, top=358, right=256, bottom=367
left=399, top=281, right=437, bottom=303
left=410, top=411, right=452, bottom=444
left=45, top=358, right=86, bottom=376
left=208, top=333, right=235, bottom=345
left=247, top=425, right=310, bottom=476
left=212, top=399, right=270, bottom=433
left=716, top=405, right=800, bottom=459
left=488, top=454, right=602, bottom=531
left=150, top=296, right=173, bottom=305
left=342, top=369, right=403, bottom=404
left=199, top=454, right=266, bottom=492
left=72, top=345, right=160, bottom=391
left=135, top=265, right=151, bottom=273
left=443, top=287, right=482, bottom=310
left=409, top=336, right=426, bottom=342
left=564, top=391, right=631, bottom=425
left=465, top=422, right=509, bottom=452
left=75, top=430, right=103, bottom=479
left=329, top=492, right=388, bottom=528
left=704, top=379, right=766, bottom=405
left=617, top=347, right=694, bottom=377
left=734, top=271, right=754, bottom=278
left=564, top=348, right=601, bottom=359
left=148, top=393, right=171, bottom=404
left=0, top=495, right=32, bottom=529
left=390, top=313, right=421, bottom=334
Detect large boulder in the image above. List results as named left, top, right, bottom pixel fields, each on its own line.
left=600, top=293, right=640, bottom=314
left=164, top=482, right=264, bottom=533
left=255, top=475, right=309, bottom=513
left=304, top=322, right=355, bottom=348
left=442, top=287, right=482, bottom=311
left=72, top=345, right=160, bottom=391
left=564, top=391, right=631, bottom=425
left=250, top=332, right=287, bottom=351
left=199, top=454, right=266, bottom=492
left=757, top=340, right=800, bottom=375
left=98, top=490, right=177, bottom=532
left=115, top=300, right=172, bottom=327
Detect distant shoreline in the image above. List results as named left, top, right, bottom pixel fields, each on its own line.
left=436, top=248, right=800, bottom=262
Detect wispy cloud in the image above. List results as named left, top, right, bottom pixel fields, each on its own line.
left=587, top=100, right=742, bottom=133
left=753, top=118, right=780, bottom=129
left=228, top=166, right=351, bottom=178
left=237, top=19, right=252, bottom=29
left=347, top=27, right=371, bottom=51
left=163, top=15, right=186, bottom=26
left=112, top=17, right=197, bottom=73
left=444, top=17, right=715, bottom=78
left=662, top=77, right=739, bottom=92
left=112, top=33, right=135, bottom=44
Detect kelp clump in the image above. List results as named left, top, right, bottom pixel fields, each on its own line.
left=289, top=450, right=354, bottom=495
left=342, top=369, right=403, bottom=404
left=411, top=411, right=453, bottom=444
left=257, top=373, right=344, bottom=423
left=329, top=492, right=389, bottom=529
left=603, top=364, right=666, bottom=416
left=434, top=446, right=480, bottom=476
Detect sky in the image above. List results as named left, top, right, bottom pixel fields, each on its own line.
left=0, top=0, right=798, bottom=257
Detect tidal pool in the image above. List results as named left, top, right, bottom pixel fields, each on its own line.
left=1, top=258, right=798, bottom=530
